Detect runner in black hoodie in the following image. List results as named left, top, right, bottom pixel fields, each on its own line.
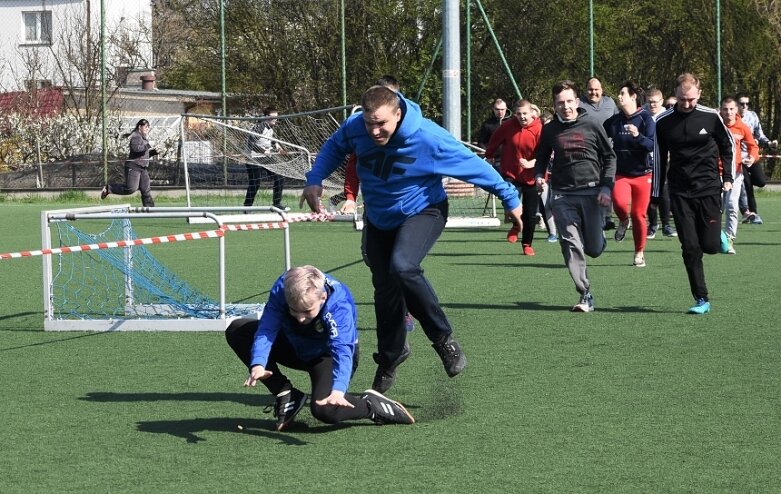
left=653, top=73, right=734, bottom=315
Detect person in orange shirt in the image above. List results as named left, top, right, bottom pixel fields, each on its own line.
left=719, top=96, right=758, bottom=254
left=485, top=99, right=544, bottom=255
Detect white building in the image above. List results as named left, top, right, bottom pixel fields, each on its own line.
left=0, top=0, right=153, bottom=91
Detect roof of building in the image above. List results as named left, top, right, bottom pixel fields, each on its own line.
left=0, top=87, right=64, bottom=117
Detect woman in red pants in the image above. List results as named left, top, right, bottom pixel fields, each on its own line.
left=603, top=81, right=656, bottom=267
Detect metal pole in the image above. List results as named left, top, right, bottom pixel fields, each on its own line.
left=442, top=0, right=461, bottom=138
left=340, top=0, right=347, bottom=120
left=219, top=0, right=228, bottom=185
left=716, top=0, right=722, bottom=103
left=100, top=0, right=107, bottom=184
left=474, top=0, right=521, bottom=100
left=220, top=0, right=227, bottom=118
left=466, top=0, right=472, bottom=142
left=589, top=0, right=594, bottom=77
left=414, top=37, right=442, bottom=102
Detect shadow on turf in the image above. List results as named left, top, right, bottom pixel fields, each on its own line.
left=440, top=301, right=666, bottom=313
left=137, top=415, right=382, bottom=444
left=81, top=391, right=271, bottom=407
left=89, top=392, right=389, bottom=443
left=0, top=311, right=39, bottom=322
left=0, top=330, right=109, bottom=352
left=137, top=417, right=308, bottom=444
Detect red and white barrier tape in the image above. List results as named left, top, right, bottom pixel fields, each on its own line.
left=285, top=212, right=334, bottom=223
left=0, top=212, right=334, bottom=261
left=224, top=222, right=287, bottom=232
left=759, top=154, right=781, bottom=159
left=224, top=212, right=333, bottom=232
left=0, top=229, right=224, bottom=260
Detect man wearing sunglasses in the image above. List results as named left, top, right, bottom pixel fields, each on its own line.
left=735, top=94, right=777, bottom=225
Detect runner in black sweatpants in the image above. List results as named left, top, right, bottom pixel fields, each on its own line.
left=653, top=73, right=734, bottom=314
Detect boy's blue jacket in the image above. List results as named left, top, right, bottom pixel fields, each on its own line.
left=306, top=93, right=520, bottom=230
left=250, top=273, right=358, bottom=393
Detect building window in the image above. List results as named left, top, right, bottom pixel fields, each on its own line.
left=23, top=11, right=53, bottom=45
left=25, top=79, right=53, bottom=91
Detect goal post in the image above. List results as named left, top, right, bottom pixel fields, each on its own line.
left=40, top=205, right=291, bottom=331
left=179, top=107, right=500, bottom=228
left=180, top=108, right=350, bottom=215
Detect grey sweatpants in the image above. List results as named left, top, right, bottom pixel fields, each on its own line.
left=550, top=192, right=607, bottom=296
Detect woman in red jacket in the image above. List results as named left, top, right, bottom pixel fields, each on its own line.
left=485, top=100, right=543, bottom=256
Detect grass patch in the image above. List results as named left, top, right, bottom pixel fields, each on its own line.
left=1, top=196, right=780, bottom=492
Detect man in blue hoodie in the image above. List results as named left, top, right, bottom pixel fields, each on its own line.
left=302, top=85, right=522, bottom=393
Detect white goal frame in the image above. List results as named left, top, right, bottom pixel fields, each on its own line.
left=41, top=205, right=291, bottom=331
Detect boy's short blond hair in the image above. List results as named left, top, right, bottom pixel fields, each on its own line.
left=284, top=265, right=326, bottom=309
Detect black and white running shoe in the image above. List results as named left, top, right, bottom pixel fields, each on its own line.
left=362, top=389, right=415, bottom=425
left=273, top=388, right=307, bottom=431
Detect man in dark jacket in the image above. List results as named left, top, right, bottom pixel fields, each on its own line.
left=477, top=98, right=509, bottom=156
left=653, top=73, right=734, bottom=315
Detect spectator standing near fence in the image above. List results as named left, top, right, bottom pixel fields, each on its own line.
left=101, top=118, right=157, bottom=207
left=244, top=106, right=286, bottom=210
left=653, top=73, right=734, bottom=315
left=302, top=85, right=522, bottom=392
left=535, top=80, right=616, bottom=312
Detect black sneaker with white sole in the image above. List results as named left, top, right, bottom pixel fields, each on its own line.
left=432, top=334, right=466, bottom=377
left=372, top=342, right=411, bottom=393
left=273, top=388, right=307, bottom=431
left=362, top=389, right=415, bottom=425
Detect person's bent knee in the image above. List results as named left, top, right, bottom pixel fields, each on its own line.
left=702, top=243, right=720, bottom=255
left=585, top=239, right=607, bottom=258
left=389, top=258, right=421, bottom=279
left=310, top=402, right=340, bottom=424
left=226, top=318, right=257, bottom=342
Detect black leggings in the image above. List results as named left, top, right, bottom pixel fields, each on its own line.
left=109, top=163, right=154, bottom=207
left=244, top=163, right=283, bottom=207
left=743, top=163, right=767, bottom=214
left=225, top=319, right=371, bottom=424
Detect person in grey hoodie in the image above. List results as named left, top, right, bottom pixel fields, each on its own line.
left=535, top=80, right=617, bottom=312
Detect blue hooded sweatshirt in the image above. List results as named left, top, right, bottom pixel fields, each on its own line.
left=250, top=273, right=358, bottom=394
left=306, top=93, right=520, bottom=230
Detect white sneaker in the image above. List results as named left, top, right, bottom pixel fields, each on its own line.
left=633, top=252, right=646, bottom=267
left=571, top=292, right=594, bottom=312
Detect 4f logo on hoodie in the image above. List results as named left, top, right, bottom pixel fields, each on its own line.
left=557, top=131, right=587, bottom=161
left=359, top=151, right=416, bottom=181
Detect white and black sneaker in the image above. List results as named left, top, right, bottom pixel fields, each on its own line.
left=273, top=388, right=307, bottom=431
left=362, top=389, right=415, bottom=425
left=571, top=292, right=595, bottom=312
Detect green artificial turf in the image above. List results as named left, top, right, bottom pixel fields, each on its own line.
left=0, top=194, right=779, bottom=493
